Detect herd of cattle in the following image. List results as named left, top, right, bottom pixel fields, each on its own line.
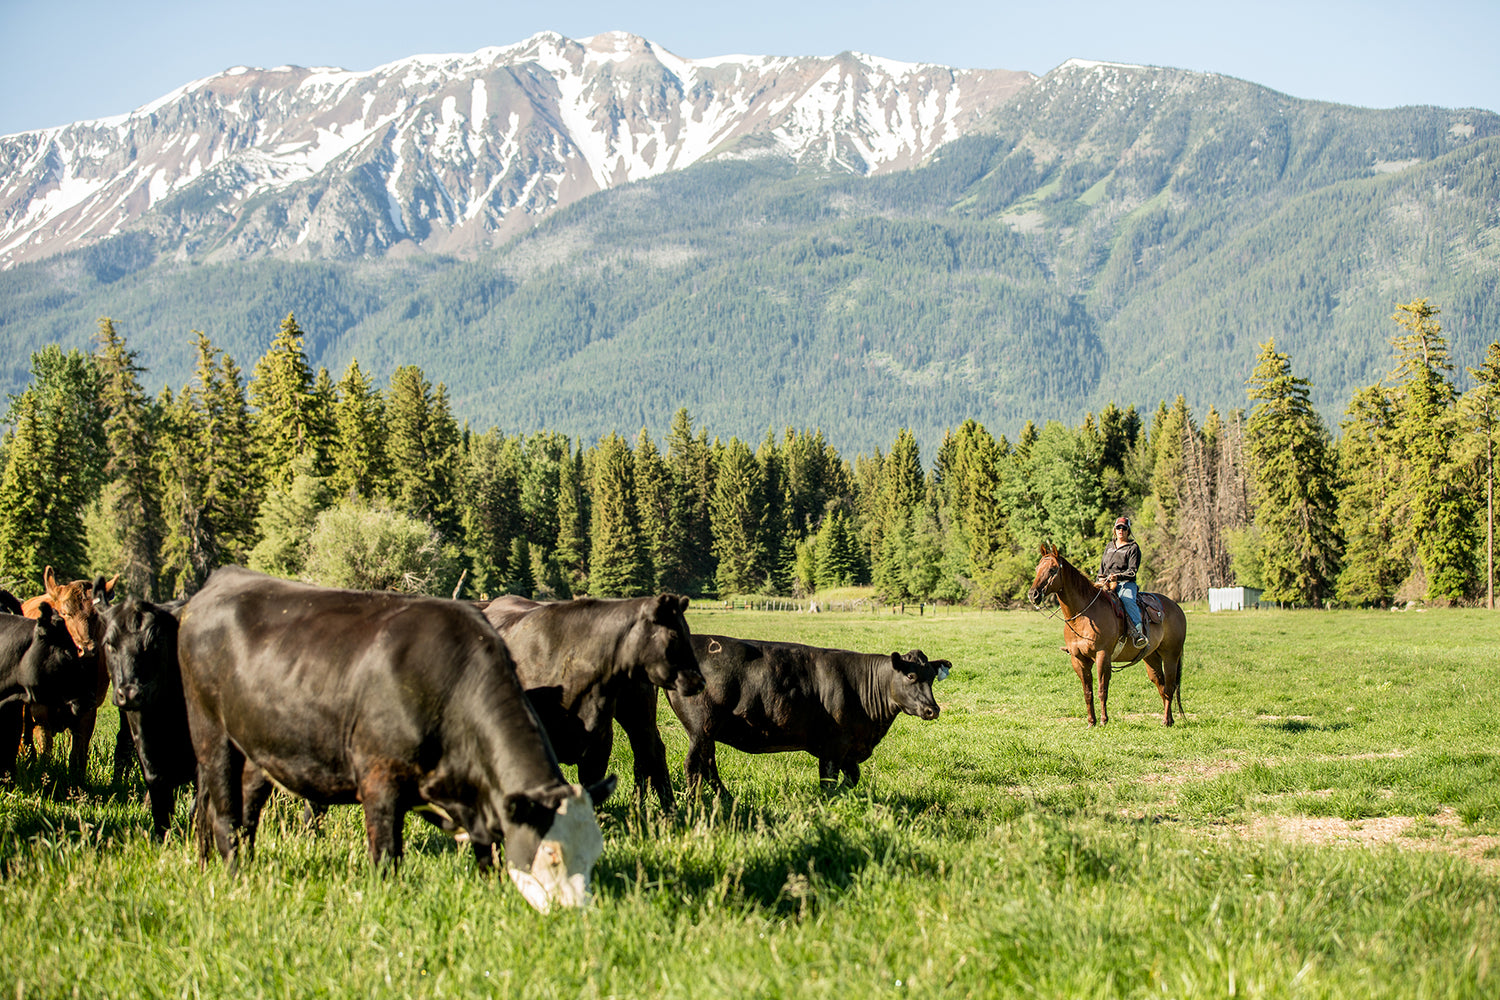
left=0, top=566, right=952, bottom=913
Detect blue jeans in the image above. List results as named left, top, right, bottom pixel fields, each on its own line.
left=1118, top=580, right=1143, bottom=630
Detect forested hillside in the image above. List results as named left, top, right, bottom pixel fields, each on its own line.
left=1, top=64, right=1496, bottom=456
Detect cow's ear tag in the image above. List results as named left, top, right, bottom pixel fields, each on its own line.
left=936, top=664, right=951, bottom=682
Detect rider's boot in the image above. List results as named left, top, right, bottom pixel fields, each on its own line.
left=1130, top=623, right=1147, bottom=648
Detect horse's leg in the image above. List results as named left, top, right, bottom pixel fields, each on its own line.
left=1071, top=653, right=1097, bottom=726
left=1095, top=650, right=1112, bottom=726
left=1144, top=651, right=1174, bottom=726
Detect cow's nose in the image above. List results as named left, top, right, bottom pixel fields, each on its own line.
left=922, top=705, right=939, bottom=720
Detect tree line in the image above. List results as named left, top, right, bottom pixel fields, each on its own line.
left=1, top=301, right=1496, bottom=609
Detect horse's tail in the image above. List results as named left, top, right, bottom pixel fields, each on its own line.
left=1174, top=653, right=1186, bottom=719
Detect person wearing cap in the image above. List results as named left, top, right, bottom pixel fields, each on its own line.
left=1100, top=515, right=1147, bottom=648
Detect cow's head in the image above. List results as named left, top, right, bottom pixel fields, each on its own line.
left=15, top=604, right=90, bottom=715
left=628, top=595, right=704, bottom=696
left=887, top=649, right=949, bottom=721
left=40, top=566, right=98, bottom=657
left=103, top=597, right=179, bottom=710
left=499, top=775, right=617, bottom=913
left=1027, top=543, right=1063, bottom=608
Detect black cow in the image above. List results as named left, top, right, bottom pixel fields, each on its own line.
left=669, top=634, right=950, bottom=793
left=103, top=597, right=194, bottom=839
left=0, top=606, right=91, bottom=780
left=483, top=594, right=704, bottom=812
left=178, top=567, right=616, bottom=912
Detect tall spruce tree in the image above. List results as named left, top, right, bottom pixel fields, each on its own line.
left=1334, top=384, right=1406, bottom=605
left=329, top=359, right=389, bottom=501
left=1245, top=340, right=1342, bottom=605
left=157, top=333, right=258, bottom=595
left=386, top=365, right=462, bottom=540
left=460, top=429, right=524, bottom=596
left=248, top=313, right=319, bottom=490
left=0, top=392, right=53, bottom=590
left=553, top=442, right=589, bottom=596
left=0, top=346, right=107, bottom=587
left=710, top=437, right=766, bottom=597
left=663, top=409, right=716, bottom=596
left=588, top=432, right=649, bottom=596
left=634, top=429, right=674, bottom=594
left=1387, top=299, right=1476, bottom=601
left=93, top=318, right=164, bottom=597
left=1463, top=341, right=1500, bottom=609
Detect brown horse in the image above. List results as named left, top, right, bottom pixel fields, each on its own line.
left=1027, top=543, right=1186, bottom=727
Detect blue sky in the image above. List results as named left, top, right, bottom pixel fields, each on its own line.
left=2, top=0, right=1497, bottom=136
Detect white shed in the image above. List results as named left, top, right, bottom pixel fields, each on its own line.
left=1208, top=586, right=1264, bottom=611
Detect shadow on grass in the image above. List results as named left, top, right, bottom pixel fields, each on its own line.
left=1257, top=719, right=1354, bottom=734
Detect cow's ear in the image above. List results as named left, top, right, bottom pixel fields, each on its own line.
left=585, top=774, right=618, bottom=807
left=930, top=660, right=953, bottom=682
left=503, top=791, right=556, bottom=830
left=674, top=595, right=689, bottom=614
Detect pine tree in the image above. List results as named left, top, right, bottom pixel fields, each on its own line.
left=553, top=442, right=589, bottom=596
left=0, top=392, right=53, bottom=590
left=588, top=432, right=649, bottom=597
left=157, top=333, right=258, bottom=595
left=663, top=409, right=715, bottom=595
left=1462, top=340, right=1500, bottom=609
left=711, top=437, right=766, bottom=597
left=0, top=346, right=108, bottom=584
left=1334, top=384, right=1406, bottom=605
left=634, top=429, right=673, bottom=593
left=329, top=359, right=389, bottom=501
left=248, top=313, right=318, bottom=491
left=1245, top=340, right=1342, bottom=605
left=1387, top=299, right=1476, bottom=601
left=94, top=318, right=165, bottom=596
left=460, top=430, right=524, bottom=596
left=872, top=429, right=924, bottom=600
left=385, top=365, right=462, bottom=540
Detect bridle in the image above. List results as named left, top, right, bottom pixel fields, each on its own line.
left=1030, top=558, right=1108, bottom=642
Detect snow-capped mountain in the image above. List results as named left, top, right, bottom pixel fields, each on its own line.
left=0, top=31, right=1034, bottom=268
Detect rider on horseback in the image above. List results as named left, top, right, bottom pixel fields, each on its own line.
left=1100, top=515, right=1147, bottom=649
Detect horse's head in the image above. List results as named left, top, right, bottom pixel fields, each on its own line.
left=1027, top=543, right=1064, bottom=608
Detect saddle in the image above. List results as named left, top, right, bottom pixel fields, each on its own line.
left=1100, top=585, right=1164, bottom=660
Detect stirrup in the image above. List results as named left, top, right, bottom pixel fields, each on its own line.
left=1131, top=626, right=1147, bottom=649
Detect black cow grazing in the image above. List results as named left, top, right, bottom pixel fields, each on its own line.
left=178, top=567, right=615, bottom=912
left=103, top=597, right=194, bottom=839
left=0, top=606, right=91, bottom=780
left=669, top=634, right=950, bottom=793
left=483, top=594, right=704, bottom=812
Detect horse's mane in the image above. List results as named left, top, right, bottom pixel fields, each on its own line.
left=1050, top=547, right=1104, bottom=596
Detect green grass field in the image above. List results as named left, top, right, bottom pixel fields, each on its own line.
left=2, top=606, right=1497, bottom=998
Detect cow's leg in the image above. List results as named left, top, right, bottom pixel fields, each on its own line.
left=240, top=764, right=273, bottom=862
left=1070, top=653, right=1097, bottom=726
left=112, top=710, right=137, bottom=785
left=0, top=701, right=20, bottom=780
left=359, top=773, right=405, bottom=872
left=65, top=707, right=98, bottom=791
left=840, top=760, right=861, bottom=788
left=818, top=757, right=840, bottom=791
left=576, top=724, right=615, bottom=793
left=616, top=685, right=674, bottom=812
left=145, top=776, right=175, bottom=840
left=193, top=733, right=245, bottom=871
left=1096, top=650, right=1112, bottom=726
left=684, top=735, right=724, bottom=795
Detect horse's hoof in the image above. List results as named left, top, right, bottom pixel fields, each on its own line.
left=1163, top=717, right=1175, bottom=727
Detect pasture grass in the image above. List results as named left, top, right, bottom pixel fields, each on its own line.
left=2, top=606, right=1497, bottom=998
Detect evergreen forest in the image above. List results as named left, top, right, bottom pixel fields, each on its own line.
left=2, top=306, right=1495, bottom=611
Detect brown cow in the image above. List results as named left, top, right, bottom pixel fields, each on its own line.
left=15, top=567, right=127, bottom=788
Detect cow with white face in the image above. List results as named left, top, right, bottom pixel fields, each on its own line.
left=177, top=567, right=615, bottom=912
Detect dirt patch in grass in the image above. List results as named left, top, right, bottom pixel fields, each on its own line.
left=1241, top=808, right=1500, bottom=875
